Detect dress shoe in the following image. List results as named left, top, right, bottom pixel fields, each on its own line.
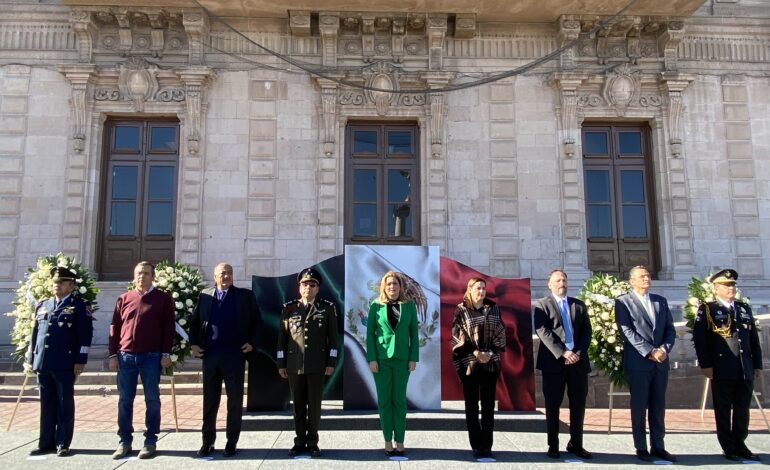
left=547, top=447, right=560, bottom=459
left=197, top=444, right=214, bottom=457
left=288, top=444, right=306, bottom=457
left=393, top=449, right=405, bottom=457
left=472, top=449, right=483, bottom=459
left=636, top=449, right=655, bottom=462
left=736, top=449, right=760, bottom=461
left=308, top=445, right=322, bottom=457
left=566, top=444, right=592, bottom=459
left=138, top=445, right=156, bottom=459
left=651, top=448, right=676, bottom=462
left=724, top=453, right=742, bottom=461
left=223, top=442, right=237, bottom=457
left=111, top=445, right=132, bottom=460
left=482, top=449, right=494, bottom=459
left=56, top=447, right=71, bottom=457
left=29, top=447, right=56, bottom=456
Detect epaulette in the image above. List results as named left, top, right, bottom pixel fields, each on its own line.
left=320, top=299, right=335, bottom=306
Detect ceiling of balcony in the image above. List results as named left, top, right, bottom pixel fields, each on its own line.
left=63, top=0, right=706, bottom=22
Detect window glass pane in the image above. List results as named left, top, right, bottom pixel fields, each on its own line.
left=388, top=203, right=412, bottom=237
left=353, top=130, right=377, bottom=153
left=114, top=126, right=140, bottom=151
left=387, top=131, right=412, bottom=154
left=387, top=169, right=412, bottom=203
left=620, top=170, right=645, bottom=203
left=148, top=166, right=174, bottom=200
left=584, top=131, right=608, bottom=155
left=147, top=202, right=173, bottom=236
left=622, top=205, right=648, bottom=238
left=618, top=131, right=642, bottom=154
left=353, top=169, right=377, bottom=202
left=587, top=205, right=613, bottom=238
left=110, top=202, right=135, bottom=236
left=112, top=166, right=138, bottom=199
left=150, top=127, right=178, bottom=152
left=352, top=204, right=377, bottom=237
left=585, top=170, right=610, bottom=203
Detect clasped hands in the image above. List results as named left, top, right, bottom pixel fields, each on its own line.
left=191, top=342, right=252, bottom=359
left=562, top=350, right=581, bottom=365
left=474, top=350, right=493, bottom=364
left=648, top=347, right=667, bottom=363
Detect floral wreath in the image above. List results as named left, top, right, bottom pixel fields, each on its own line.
left=684, top=274, right=752, bottom=333
left=129, top=260, right=205, bottom=373
left=6, top=253, right=100, bottom=362
left=577, top=273, right=631, bottom=387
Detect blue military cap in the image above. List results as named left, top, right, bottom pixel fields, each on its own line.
left=709, top=268, right=738, bottom=285
left=297, top=267, right=322, bottom=286
left=50, top=266, right=76, bottom=282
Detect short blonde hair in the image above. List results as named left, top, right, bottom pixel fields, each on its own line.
left=377, top=271, right=407, bottom=304
left=462, top=277, right=487, bottom=308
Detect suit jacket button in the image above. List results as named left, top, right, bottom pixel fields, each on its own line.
left=46, top=333, right=50, bottom=337
left=45, top=345, right=49, bottom=348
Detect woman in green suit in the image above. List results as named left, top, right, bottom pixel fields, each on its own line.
left=366, top=271, right=419, bottom=457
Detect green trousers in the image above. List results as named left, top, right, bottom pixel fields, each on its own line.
left=372, top=358, right=411, bottom=442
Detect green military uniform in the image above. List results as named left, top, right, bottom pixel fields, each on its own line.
left=277, top=268, right=339, bottom=455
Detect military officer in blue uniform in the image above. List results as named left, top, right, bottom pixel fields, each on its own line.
left=277, top=268, right=339, bottom=458
left=693, top=269, right=762, bottom=462
left=24, top=266, right=93, bottom=457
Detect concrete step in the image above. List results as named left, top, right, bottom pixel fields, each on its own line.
left=0, top=371, right=202, bottom=386
left=0, top=381, right=207, bottom=397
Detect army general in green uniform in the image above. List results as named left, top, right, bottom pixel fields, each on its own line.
left=277, top=268, right=339, bottom=458
left=693, top=269, right=762, bottom=462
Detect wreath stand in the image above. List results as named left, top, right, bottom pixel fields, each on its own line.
left=161, top=373, right=180, bottom=432
left=607, top=382, right=630, bottom=434
left=699, top=377, right=769, bottom=431
left=6, top=373, right=30, bottom=431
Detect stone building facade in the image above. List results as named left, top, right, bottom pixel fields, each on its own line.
left=0, top=0, right=769, bottom=353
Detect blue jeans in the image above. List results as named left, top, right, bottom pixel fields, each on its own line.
left=117, top=351, right=161, bottom=446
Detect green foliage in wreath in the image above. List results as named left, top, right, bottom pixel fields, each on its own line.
left=684, top=274, right=751, bottom=332
left=578, top=273, right=631, bottom=388
left=6, top=253, right=99, bottom=361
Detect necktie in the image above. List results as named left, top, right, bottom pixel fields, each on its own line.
left=645, top=295, right=655, bottom=326
left=560, top=299, right=574, bottom=350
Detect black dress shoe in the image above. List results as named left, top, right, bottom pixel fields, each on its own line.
left=736, top=449, right=760, bottom=461
left=288, top=444, right=306, bottom=457
left=29, top=447, right=56, bottom=456
left=197, top=444, right=214, bottom=457
left=56, top=447, right=71, bottom=457
left=472, top=449, right=483, bottom=459
left=651, top=448, right=676, bottom=462
left=393, top=449, right=405, bottom=457
left=308, top=445, right=322, bottom=457
left=223, top=443, right=237, bottom=457
left=483, top=449, right=494, bottom=459
left=567, top=445, right=593, bottom=460
left=547, top=447, right=560, bottom=459
left=724, top=453, right=742, bottom=461
left=636, top=449, right=655, bottom=462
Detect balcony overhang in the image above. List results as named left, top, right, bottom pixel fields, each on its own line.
left=62, top=0, right=705, bottom=22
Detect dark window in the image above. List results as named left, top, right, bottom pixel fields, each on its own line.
left=345, top=123, right=420, bottom=245
left=98, top=119, right=179, bottom=280
left=582, top=124, right=658, bottom=278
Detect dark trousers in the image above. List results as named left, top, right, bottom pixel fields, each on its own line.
left=711, top=378, right=753, bottom=454
left=202, top=353, right=245, bottom=446
left=287, top=373, right=325, bottom=447
left=626, top=367, right=668, bottom=452
left=37, top=369, right=75, bottom=449
left=542, top=366, right=588, bottom=449
left=459, top=368, right=499, bottom=451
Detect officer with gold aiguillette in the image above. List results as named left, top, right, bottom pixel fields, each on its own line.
left=277, top=268, right=339, bottom=458
left=24, top=266, right=93, bottom=457
left=693, top=268, right=763, bottom=462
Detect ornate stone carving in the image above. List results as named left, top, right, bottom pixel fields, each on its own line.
left=316, top=78, right=339, bottom=156
left=552, top=73, right=588, bottom=157
left=182, top=9, right=209, bottom=66
left=156, top=88, right=185, bottom=102
left=657, top=20, right=685, bottom=71
left=364, top=62, right=399, bottom=116
left=577, top=94, right=604, bottom=107
left=454, top=14, right=476, bottom=39
left=420, top=71, right=452, bottom=157
left=427, top=14, right=447, bottom=70
left=361, top=15, right=375, bottom=62
left=602, top=64, right=641, bottom=115
left=118, top=56, right=159, bottom=112
left=94, top=88, right=120, bottom=100
left=70, top=10, right=97, bottom=63
left=113, top=10, right=133, bottom=56
left=391, top=18, right=406, bottom=63
left=660, top=72, right=695, bottom=157
left=59, top=65, right=97, bottom=153
left=319, top=13, right=339, bottom=67
left=557, top=16, right=581, bottom=69
left=178, top=67, right=216, bottom=155
left=289, top=10, right=311, bottom=36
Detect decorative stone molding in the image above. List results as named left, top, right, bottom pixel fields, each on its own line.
left=70, top=10, right=97, bottom=63
left=59, top=64, right=98, bottom=153
left=289, top=10, right=311, bottom=36
left=427, top=14, right=447, bottom=70
left=182, top=10, right=209, bottom=66
left=118, top=56, right=159, bottom=112
left=316, top=78, right=340, bottom=156
left=177, top=66, right=216, bottom=155
left=364, top=62, right=399, bottom=115
left=557, top=16, right=582, bottom=69
left=420, top=72, right=453, bottom=158
left=454, top=14, right=477, bottom=39
left=319, top=13, right=340, bottom=67
left=601, top=63, right=642, bottom=116
left=551, top=73, right=588, bottom=158
left=575, top=16, right=677, bottom=66
left=657, top=21, right=685, bottom=71
left=659, top=72, right=695, bottom=158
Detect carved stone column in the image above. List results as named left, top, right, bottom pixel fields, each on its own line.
left=182, top=10, right=209, bottom=66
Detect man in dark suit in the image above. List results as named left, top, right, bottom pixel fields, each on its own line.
left=25, top=267, right=93, bottom=457
left=693, top=269, right=762, bottom=462
left=190, top=262, right=261, bottom=458
left=615, top=265, right=676, bottom=462
left=534, top=269, right=592, bottom=460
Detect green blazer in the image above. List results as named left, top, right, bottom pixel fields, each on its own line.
left=366, top=300, right=420, bottom=363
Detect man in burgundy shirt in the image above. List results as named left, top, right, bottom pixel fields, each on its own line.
left=108, top=261, right=174, bottom=460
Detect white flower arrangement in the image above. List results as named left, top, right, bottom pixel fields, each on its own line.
left=578, top=273, right=631, bottom=387
left=129, top=260, right=205, bottom=373
left=684, top=274, right=752, bottom=332
left=5, top=253, right=100, bottom=361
